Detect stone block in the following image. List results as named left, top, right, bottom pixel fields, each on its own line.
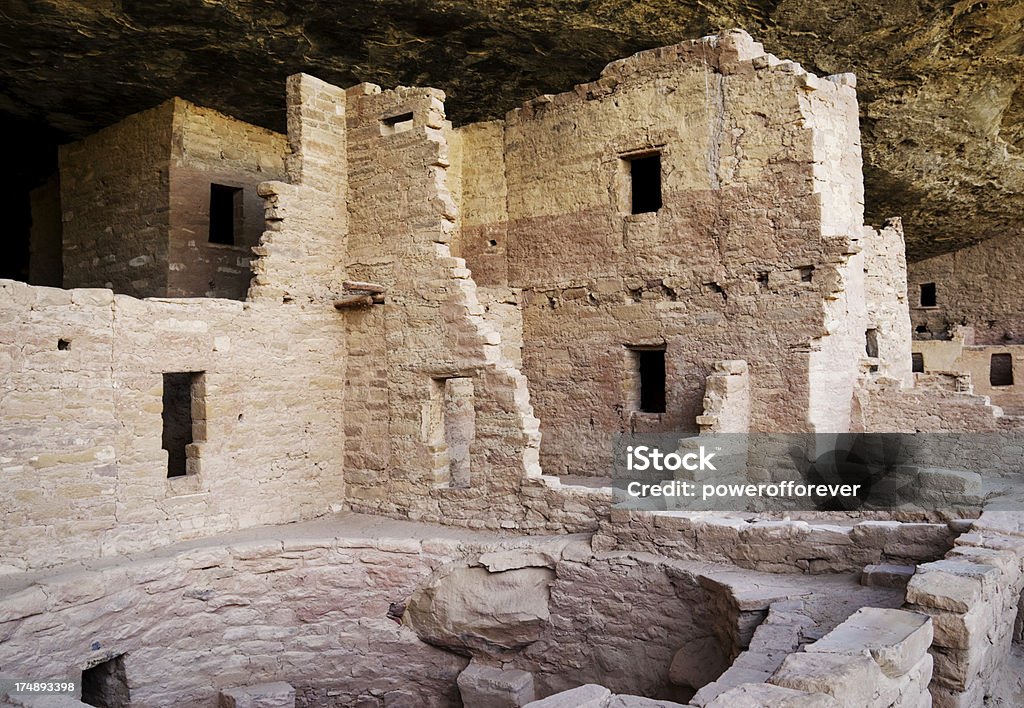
left=523, top=685, right=611, bottom=708
left=905, top=559, right=999, bottom=613
left=458, top=661, right=536, bottom=707
left=806, top=607, right=932, bottom=678
left=770, top=652, right=885, bottom=705
left=219, top=681, right=296, bottom=708
left=860, top=563, right=916, bottom=588
left=607, top=696, right=692, bottom=707
left=706, top=683, right=840, bottom=707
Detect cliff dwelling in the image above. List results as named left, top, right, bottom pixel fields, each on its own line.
left=2, top=15, right=1024, bottom=708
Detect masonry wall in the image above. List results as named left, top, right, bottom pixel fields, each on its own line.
left=341, top=81, right=546, bottom=529
left=456, top=31, right=874, bottom=476
left=909, top=230, right=1024, bottom=345
left=905, top=511, right=1024, bottom=707
left=60, top=102, right=175, bottom=298
left=0, top=280, right=346, bottom=572
left=0, top=531, right=469, bottom=707
left=914, top=338, right=1024, bottom=415
left=167, top=99, right=287, bottom=299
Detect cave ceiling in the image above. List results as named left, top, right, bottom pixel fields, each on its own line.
left=2, top=0, right=1023, bottom=260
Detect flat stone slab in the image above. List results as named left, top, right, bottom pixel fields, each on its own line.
left=524, top=685, right=612, bottom=708
left=806, top=607, right=932, bottom=678
left=860, top=563, right=916, bottom=588
left=608, top=697, right=693, bottom=707
left=459, top=661, right=536, bottom=707
left=706, top=683, right=840, bottom=707
left=219, top=682, right=295, bottom=708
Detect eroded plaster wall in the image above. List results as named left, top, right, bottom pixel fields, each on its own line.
left=913, top=337, right=1024, bottom=415
left=456, top=31, right=875, bottom=476
left=168, top=99, right=287, bottom=299
left=1, top=77, right=350, bottom=574
left=909, top=229, right=1024, bottom=345
left=0, top=280, right=346, bottom=572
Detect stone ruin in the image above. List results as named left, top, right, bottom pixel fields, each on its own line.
left=1, top=29, right=1023, bottom=708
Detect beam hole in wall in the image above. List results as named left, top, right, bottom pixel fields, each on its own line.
left=920, top=282, right=937, bottom=307
left=865, top=328, right=879, bottom=358
left=81, top=653, right=129, bottom=708
left=57, top=338, right=70, bottom=351
left=912, top=352, right=924, bottom=373
left=623, top=152, right=662, bottom=214
left=798, top=266, right=814, bottom=282
left=428, top=377, right=476, bottom=488
left=380, top=111, right=414, bottom=136
left=163, top=371, right=206, bottom=478
left=209, top=184, right=243, bottom=245
left=990, top=353, right=1014, bottom=387
left=628, top=346, right=666, bottom=413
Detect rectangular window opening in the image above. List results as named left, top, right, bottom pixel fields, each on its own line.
left=626, top=152, right=662, bottom=215
left=163, top=371, right=205, bottom=478
left=629, top=347, right=666, bottom=413
left=380, top=111, right=415, bottom=136
left=911, top=352, right=924, bottom=373
left=865, top=328, right=879, bottom=358
left=428, top=377, right=475, bottom=488
left=920, top=282, right=937, bottom=307
left=82, top=654, right=130, bottom=708
left=991, top=353, right=1014, bottom=387
left=209, top=184, right=243, bottom=245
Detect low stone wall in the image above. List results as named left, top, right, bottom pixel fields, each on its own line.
left=0, top=280, right=346, bottom=573
left=905, top=510, right=1024, bottom=707
left=0, top=522, right=474, bottom=707
left=595, top=509, right=958, bottom=574
left=530, top=606, right=935, bottom=708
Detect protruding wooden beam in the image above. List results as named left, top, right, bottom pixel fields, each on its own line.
left=343, top=280, right=386, bottom=294
left=333, top=294, right=374, bottom=309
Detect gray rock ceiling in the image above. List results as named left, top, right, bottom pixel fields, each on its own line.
left=2, top=0, right=1023, bottom=261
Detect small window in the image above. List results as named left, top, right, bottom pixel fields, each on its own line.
left=380, top=111, right=415, bottom=136
left=865, top=329, right=879, bottom=358
left=629, top=347, right=666, bottom=413
left=163, top=372, right=205, bottom=478
left=626, top=153, right=662, bottom=214
left=911, top=353, right=924, bottom=373
left=990, top=353, right=1014, bottom=387
left=427, top=377, right=475, bottom=488
left=82, top=654, right=129, bottom=708
left=920, top=282, right=937, bottom=307
left=209, top=184, right=243, bottom=245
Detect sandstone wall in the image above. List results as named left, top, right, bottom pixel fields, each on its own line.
left=909, top=229, right=1024, bottom=345
left=852, top=376, right=1012, bottom=433
left=0, top=279, right=345, bottom=572
left=455, top=31, right=876, bottom=476
left=595, top=509, right=956, bottom=574
left=249, top=74, right=348, bottom=303
left=339, top=81, right=545, bottom=530
left=905, top=511, right=1024, bottom=707
left=167, top=99, right=286, bottom=299
left=0, top=529, right=470, bottom=707
left=914, top=338, right=1024, bottom=415
left=864, top=219, right=914, bottom=386
left=59, top=101, right=175, bottom=298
